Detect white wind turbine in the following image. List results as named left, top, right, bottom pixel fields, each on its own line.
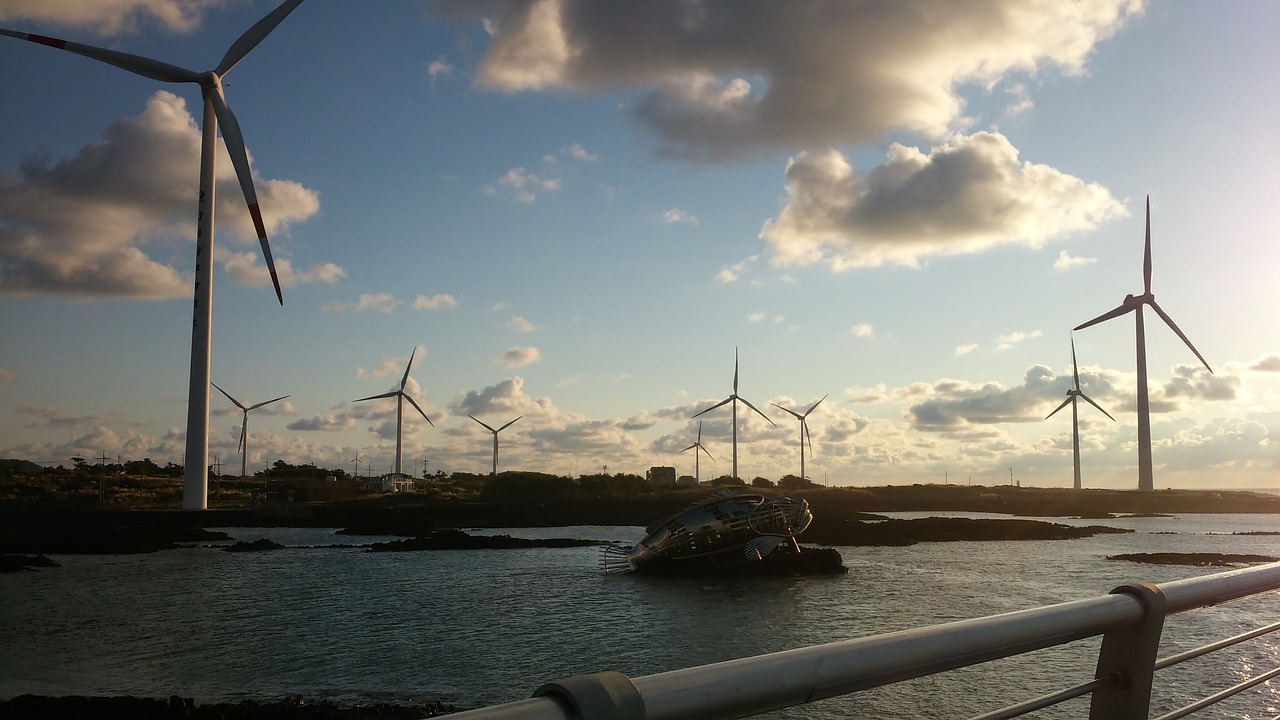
left=680, top=420, right=715, bottom=484
left=1045, top=339, right=1114, bottom=490
left=2, top=1, right=306, bottom=510
left=693, top=348, right=776, bottom=481
left=470, top=416, right=521, bottom=477
left=1074, top=196, right=1212, bottom=492
left=772, top=394, right=827, bottom=483
left=353, top=349, right=435, bottom=478
left=210, top=382, right=290, bottom=478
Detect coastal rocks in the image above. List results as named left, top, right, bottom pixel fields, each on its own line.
left=368, top=528, right=612, bottom=552
left=801, top=517, right=1133, bottom=547
left=0, top=694, right=457, bottom=719
left=222, top=538, right=284, bottom=552
left=1107, top=552, right=1279, bottom=567
left=0, top=554, right=59, bottom=573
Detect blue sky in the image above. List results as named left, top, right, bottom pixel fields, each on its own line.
left=1, top=0, right=1277, bottom=489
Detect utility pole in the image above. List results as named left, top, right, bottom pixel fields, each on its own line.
left=1010, top=467, right=1014, bottom=486
left=97, top=451, right=109, bottom=502
left=212, top=455, right=222, bottom=497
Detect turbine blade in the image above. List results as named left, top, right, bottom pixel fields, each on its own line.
left=803, top=420, right=814, bottom=454
left=733, top=347, right=739, bottom=394
left=693, top=396, right=733, bottom=418
left=470, top=416, right=496, bottom=433
left=210, top=381, right=246, bottom=410
left=353, top=391, right=398, bottom=403
left=1149, top=300, right=1213, bottom=373
left=401, top=348, right=417, bottom=390
left=404, top=394, right=435, bottom=427
left=1046, top=396, right=1073, bottom=420
left=248, top=394, right=290, bottom=411
left=699, top=444, right=715, bottom=461
left=216, top=0, right=306, bottom=76
left=238, top=421, right=247, bottom=455
left=805, top=394, right=828, bottom=417
left=696, top=420, right=703, bottom=443
left=498, top=416, right=522, bottom=432
left=1070, top=339, right=1081, bottom=390
left=1079, top=392, right=1116, bottom=422
left=207, top=85, right=283, bottom=305
left=1074, top=303, right=1132, bottom=332
left=681, top=444, right=696, bottom=453
left=738, top=396, right=777, bottom=426
left=1143, top=196, right=1152, bottom=295
left=0, top=30, right=200, bottom=83
left=771, top=403, right=803, bottom=421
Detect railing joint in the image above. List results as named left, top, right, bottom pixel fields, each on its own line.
left=533, top=670, right=645, bottom=720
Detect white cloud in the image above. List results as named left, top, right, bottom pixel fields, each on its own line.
left=0, top=91, right=323, bottom=299
left=956, top=343, right=979, bottom=356
left=1053, top=249, right=1098, bottom=271
left=662, top=207, right=699, bottom=226
left=427, top=56, right=453, bottom=80
left=414, top=293, right=459, bottom=311
left=506, top=315, right=538, bottom=332
left=356, top=349, right=424, bottom=380
left=851, top=323, right=874, bottom=338
left=997, top=329, right=1042, bottom=350
left=746, top=311, right=766, bottom=323
left=0, top=0, right=219, bottom=35
left=716, top=255, right=759, bottom=283
left=497, top=346, right=541, bottom=368
left=759, top=133, right=1126, bottom=271
left=565, top=143, right=599, bottom=161
left=486, top=166, right=562, bottom=203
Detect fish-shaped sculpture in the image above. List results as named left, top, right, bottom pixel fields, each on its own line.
left=603, top=492, right=813, bottom=574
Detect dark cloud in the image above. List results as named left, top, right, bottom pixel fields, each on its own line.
left=469, top=0, right=1141, bottom=160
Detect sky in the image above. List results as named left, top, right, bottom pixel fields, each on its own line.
left=1, top=0, right=1277, bottom=490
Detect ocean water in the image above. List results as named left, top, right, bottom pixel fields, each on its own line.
left=2, top=513, right=1280, bottom=718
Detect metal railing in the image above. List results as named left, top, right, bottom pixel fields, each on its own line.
left=446, top=561, right=1280, bottom=720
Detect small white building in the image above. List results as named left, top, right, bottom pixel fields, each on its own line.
left=362, top=473, right=416, bottom=493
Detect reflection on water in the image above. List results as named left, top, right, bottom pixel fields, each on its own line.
left=3, top=517, right=1280, bottom=718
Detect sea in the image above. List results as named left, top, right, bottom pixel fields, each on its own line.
left=3, top=512, right=1280, bottom=719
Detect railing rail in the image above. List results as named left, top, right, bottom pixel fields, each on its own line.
left=447, top=561, right=1280, bottom=720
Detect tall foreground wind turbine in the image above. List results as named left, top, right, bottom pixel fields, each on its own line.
left=772, top=394, right=827, bottom=483
left=211, top=382, right=290, bottom=478
left=470, top=416, right=521, bottom=477
left=2, top=1, right=306, bottom=510
left=1074, top=196, right=1212, bottom=492
left=354, top=349, right=435, bottom=478
left=693, top=348, right=775, bottom=480
left=1045, top=340, right=1114, bottom=490
left=680, top=420, right=715, bottom=484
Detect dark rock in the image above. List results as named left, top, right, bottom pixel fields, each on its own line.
left=0, top=694, right=458, bottom=719
left=1108, top=552, right=1279, bottom=567
left=0, top=554, right=59, bottom=572
left=802, top=517, right=1132, bottom=546
left=222, top=538, right=284, bottom=552
left=368, top=528, right=611, bottom=552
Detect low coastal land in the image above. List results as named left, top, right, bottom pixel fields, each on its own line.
left=5, top=480, right=1279, bottom=718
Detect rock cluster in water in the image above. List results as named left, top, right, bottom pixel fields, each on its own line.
left=1107, top=552, right=1279, bottom=567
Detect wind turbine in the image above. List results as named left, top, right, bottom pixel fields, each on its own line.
left=693, top=348, right=776, bottom=481
left=1045, top=339, right=1114, bottom=490
left=680, top=420, right=715, bottom=484
left=1074, top=196, right=1212, bottom=491
left=353, top=349, right=435, bottom=478
left=772, top=394, right=827, bottom=483
left=210, top=382, right=290, bottom=478
left=470, top=416, right=521, bottom=477
left=2, top=1, right=306, bottom=510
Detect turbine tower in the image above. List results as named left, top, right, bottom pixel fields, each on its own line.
left=1045, top=339, right=1114, bottom=490
left=772, top=394, right=827, bottom=483
left=1074, top=196, right=1212, bottom=491
left=693, top=348, right=775, bottom=481
left=470, top=416, right=521, bottom=477
left=680, top=420, right=715, bottom=484
left=353, top=349, right=435, bottom=478
left=2, top=1, right=306, bottom=510
left=210, top=382, right=290, bottom=478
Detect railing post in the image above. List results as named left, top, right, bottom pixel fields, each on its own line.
left=1090, top=582, right=1167, bottom=719
left=533, top=671, right=645, bottom=720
